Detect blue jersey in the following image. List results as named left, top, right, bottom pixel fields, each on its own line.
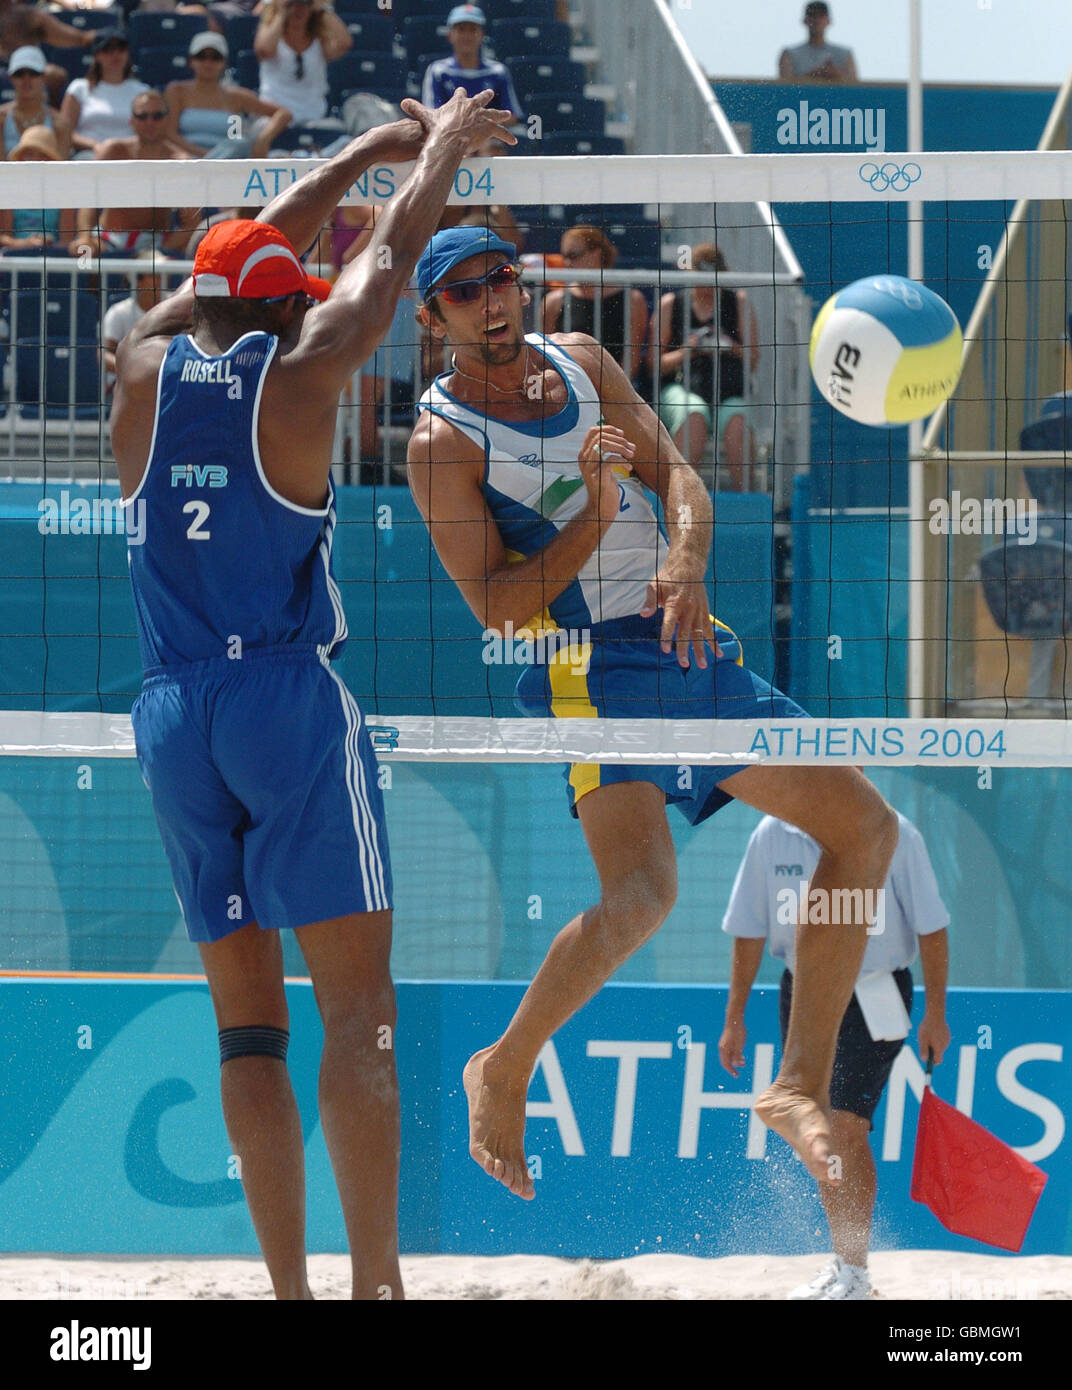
left=124, top=331, right=347, bottom=671
left=421, top=56, right=522, bottom=117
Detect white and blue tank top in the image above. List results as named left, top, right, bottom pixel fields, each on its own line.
left=417, top=334, right=668, bottom=630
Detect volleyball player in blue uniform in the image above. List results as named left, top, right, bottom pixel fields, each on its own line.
left=111, top=92, right=515, bottom=1299
left=407, top=226, right=900, bottom=1205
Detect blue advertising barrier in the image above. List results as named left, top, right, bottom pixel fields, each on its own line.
left=1, top=978, right=1067, bottom=1258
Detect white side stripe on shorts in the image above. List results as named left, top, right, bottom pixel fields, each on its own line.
left=324, top=660, right=388, bottom=909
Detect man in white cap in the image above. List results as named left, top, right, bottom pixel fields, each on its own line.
left=422, top=5, right=522, bottom=120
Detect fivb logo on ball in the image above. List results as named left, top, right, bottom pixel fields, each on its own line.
left=809, top=275, right=963, bottom=426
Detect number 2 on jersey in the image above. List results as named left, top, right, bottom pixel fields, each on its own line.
left=183, top=500, right=211, bottom=541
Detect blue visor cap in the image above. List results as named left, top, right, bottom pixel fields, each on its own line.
left=417, top=226, right=518, bottom=300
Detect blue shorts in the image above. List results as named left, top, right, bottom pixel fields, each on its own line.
left=132, top=645, right=393, bottom=943
left=515, top=613, right=809, bottom=824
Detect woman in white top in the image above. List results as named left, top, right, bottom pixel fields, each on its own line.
left=59, top=29, right=148, bottom=158
left=254, top=0, right=350, bottom=128
left=163, top=31, right=291, bottom=158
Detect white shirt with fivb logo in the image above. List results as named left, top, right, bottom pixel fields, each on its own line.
left=722, top=813, right=950, bottom=974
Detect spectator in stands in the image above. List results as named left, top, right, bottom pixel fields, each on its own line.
left=101, top=261, right=168, bottom=390
left=77, top=90, right=202, bottom=257
left=0, top=1, right=94, bottom=105
left=0, top=46, right=70, bottom=159
left=59, top=30, right=149, bottom=159
left=0, top=125, right=81, bottom=255
left=778, top=2, right=857, bottom=84
left=422, top=5, right=522, bottom=120
left=650, top=243, right=759, bottom=491
left=164, top=32, right=291, bottom=158
left=540, top=224, right=648, bottom=382
left=255, top=0, right=352, bottom=151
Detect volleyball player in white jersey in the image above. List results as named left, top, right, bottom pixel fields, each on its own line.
left=407, top=227, right=899, bottom=1201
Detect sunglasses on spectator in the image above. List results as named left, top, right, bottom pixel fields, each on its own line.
left=430, top=263, right=523, bottom=306
left=10, top=69, right=42, bottom=79
left=192, top=51, right=226, bottom=61
left=134, top=110, right=167, bottom=121
left=99, top=43, right=127, bottom=54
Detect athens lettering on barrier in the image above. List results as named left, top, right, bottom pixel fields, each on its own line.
left=524, top=1037, right=1065, bottom=1165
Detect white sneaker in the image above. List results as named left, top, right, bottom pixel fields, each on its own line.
left=787, top=1257, right=871, bottom=1300
left=787, top=1259, right=840, bottom=1300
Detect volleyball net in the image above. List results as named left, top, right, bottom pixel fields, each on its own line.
left=1, top=148, right=1070, bottom=982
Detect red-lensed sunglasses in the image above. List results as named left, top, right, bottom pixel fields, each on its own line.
left=430, top=262, right=522, bottom=306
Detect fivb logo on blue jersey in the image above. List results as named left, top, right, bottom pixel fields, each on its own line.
left=171, top=464, right=229, bottom=488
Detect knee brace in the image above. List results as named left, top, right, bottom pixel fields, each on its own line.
left=219, top=1025, right=290, bottom=1065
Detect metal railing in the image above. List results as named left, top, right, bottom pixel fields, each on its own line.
left=1, top=256, right=810, bottom=500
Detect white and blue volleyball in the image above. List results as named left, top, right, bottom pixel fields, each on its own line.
left=809, top=275, right=963, bottom=426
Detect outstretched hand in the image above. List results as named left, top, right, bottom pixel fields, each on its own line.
left=401, top=89, right=518, bottom=155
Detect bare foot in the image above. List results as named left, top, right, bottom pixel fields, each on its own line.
left=756, top=1079, right=838, bottom=1184
left=463, top=1047, right=535, bottom=1200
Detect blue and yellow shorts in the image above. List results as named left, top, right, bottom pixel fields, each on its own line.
left=514, top=612, right=808, bottom=825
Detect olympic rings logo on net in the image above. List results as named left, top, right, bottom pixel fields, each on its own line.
left=859, top=161, right=922, bottom=191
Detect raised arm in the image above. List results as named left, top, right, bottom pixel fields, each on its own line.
left=314, top=1, right=353, bottom=62
left=254, top=4, right=285, bottom=60
left=118, top=117, right=439, bottom=355
left=408, top=412, right=633, bottom=632
left=288, top=89, right=516, bottom=393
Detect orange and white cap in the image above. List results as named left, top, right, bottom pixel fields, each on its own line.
left=192, top=220, right=332, bottom=301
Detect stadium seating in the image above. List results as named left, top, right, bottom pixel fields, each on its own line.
left=340, top=14, right=395, bottom=51
left=10, top=288, right=101, bottom=346
left=542, top=133, right=625, bottom=156
left=266, top=126, right=327, bottom=155
left=402, top=17, right=450, bottom=64
left=127, top=14, right=207, bottom=54
left=497, top=0, right=560, bottom=20
left=40, top=43, right=92, bottom=87
left=327, top=53, right=407, bottom=106
left=488, top=20, right=571, bottom=60
left=223, top=14, right=260, bottom=57
left=132, top=47, right=192, bottom=89
left=527, top=92, right=606, bottom=136
left=234, top=49, right=259, bottom=93
left=15, top=343, right=103, bottom=421
left=509, top=57, right=586, bottom=101
left=337, top=0, right=401, bottom=15
left=59, top=11, right=121, bottom=35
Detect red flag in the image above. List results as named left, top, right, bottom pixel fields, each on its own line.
left=911, top=1086, right=1048, bottom=1252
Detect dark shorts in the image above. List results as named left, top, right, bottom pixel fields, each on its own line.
left=779, top=966, right=913, bottom=1128
left=515, top=612, right=809, bottom=825
left=132, top=646, right=392, bottom=943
